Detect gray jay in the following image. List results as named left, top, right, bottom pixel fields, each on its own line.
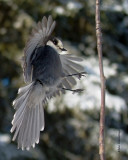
left=11, top=16, right=85, bottom=150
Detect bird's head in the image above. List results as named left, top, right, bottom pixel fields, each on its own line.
left=48, top=37, right=67, bottom=52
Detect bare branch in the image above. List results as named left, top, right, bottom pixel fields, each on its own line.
left=95, top=0, right=106, bottom=160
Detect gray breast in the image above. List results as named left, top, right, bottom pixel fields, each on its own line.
left=31, top=45, right=63, bottom=86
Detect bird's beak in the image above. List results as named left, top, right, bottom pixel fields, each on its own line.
left=61, top=48, right=67, bottom=51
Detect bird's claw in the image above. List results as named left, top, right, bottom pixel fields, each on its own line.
left=72, top=89, right=84, bottom=94
left=78, top=72, right=86, bottom=80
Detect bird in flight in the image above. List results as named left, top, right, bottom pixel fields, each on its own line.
left=11, top=15, right=86, bottom=150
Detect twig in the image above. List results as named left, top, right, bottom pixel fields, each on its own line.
left=95, top=0, right=106, bottom=160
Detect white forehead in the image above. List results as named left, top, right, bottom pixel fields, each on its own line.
left=47, top=40, right=54, bottom=47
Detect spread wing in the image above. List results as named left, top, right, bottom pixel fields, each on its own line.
left=60, top=54, right=85, bottom=89
left=41, top=54, right=85, bottom=102
left=23, top=16, right=56, bottom=83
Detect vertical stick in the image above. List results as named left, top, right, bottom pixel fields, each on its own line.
left=95, top=0, right=106, bottom=160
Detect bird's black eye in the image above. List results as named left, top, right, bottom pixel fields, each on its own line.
left=53, top=39, right=58, bottom=45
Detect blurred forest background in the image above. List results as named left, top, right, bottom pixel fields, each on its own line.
left=0, top=0, right=128, bottom=160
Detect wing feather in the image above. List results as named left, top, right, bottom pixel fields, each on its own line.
left=60, top=53, right=84, bottom=87
left=62, top=79, right=71, bottom=89
left=48, top=21, right=56, bottom=36
left=63, top=54, right=83, bottom=62
left=63, top=69, right=76, bottom=86
left=46, top=15, right=53, bottom=34
left=67, top=59, right=84, bottom=71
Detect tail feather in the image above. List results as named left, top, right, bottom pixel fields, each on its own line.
left=11, top=96, right=28, bottom=129
left=13, top=83, right=33, bottom=110
left=11, top=81, right=45, bottom=150
left=39, top=101, right=45, bottom=131
left=18, top=82, right=33, bottom=94
left=17, top=107, right=33, bottom=149
left=22, top=107, right=34, bottom=150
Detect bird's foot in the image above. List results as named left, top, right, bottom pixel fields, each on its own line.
left=65, top=72, right=87, bottom=80
left=61, top=88, right=84, bottom=94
